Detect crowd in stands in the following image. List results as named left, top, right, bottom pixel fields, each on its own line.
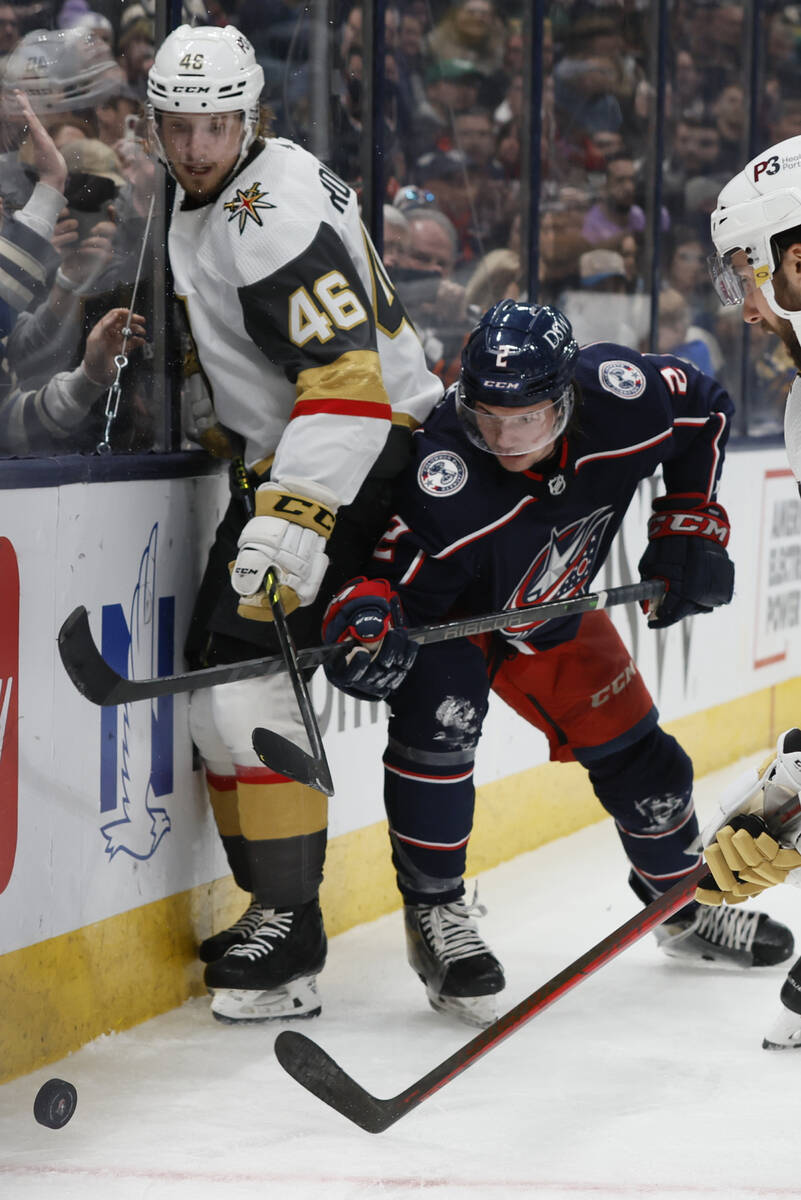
left=0, top=0, right=797, bottom=456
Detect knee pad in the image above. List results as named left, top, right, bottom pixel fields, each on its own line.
left=588, top=727, right=699, bottom=898
left=587, top=726, right=694, bottom=833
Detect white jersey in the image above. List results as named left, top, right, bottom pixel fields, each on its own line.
left=785, top=374, right=801, bottom=484
left=168, top=138, right=442, bottom=506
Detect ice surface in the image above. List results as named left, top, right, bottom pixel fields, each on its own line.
left=3, top=750, right=801, bottom=1200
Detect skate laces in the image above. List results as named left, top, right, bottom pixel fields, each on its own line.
left=225, top=909, right=294, bottom=961
left=693, top=904, right=760, bottom=954
left=421, top=885, right=490, bottom=964
left=226, top=899, right=264, bottom=938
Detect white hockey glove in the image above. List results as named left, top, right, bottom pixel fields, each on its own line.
left=695, top=728, right=801, bottom=906
left=231, top=482, right=336, bottom=621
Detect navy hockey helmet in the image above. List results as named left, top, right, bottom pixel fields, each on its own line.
left=456, top=300, right=579, bottom=457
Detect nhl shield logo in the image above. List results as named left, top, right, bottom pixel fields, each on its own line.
left=548, top=474, right=566, bottom=496
left=598, top=359, right=646, bottom=399
left=418, top=450, right=468, bottom=496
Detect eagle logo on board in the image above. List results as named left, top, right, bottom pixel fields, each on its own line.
left=223, top=181, right=275, bottom=233
left=598, top=359, right=646, bottom=399
left=418, top=451, right=468, bottom=496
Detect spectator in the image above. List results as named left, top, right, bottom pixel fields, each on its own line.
left=553, top=53, right=623, bottom=141
left=427, top=0, right=506, bottom=82
left=382, top=203, right=410, bottom=273
left=538, top=192, right=590, bottom=304
left=662, top=113, right=722, bottom=222
left=0, top=4, right=20, bottom=66
left=672, top=48, right=705, bottom=121
left=0, top=91, right=147, bottom=455
left=582, top=152, right=668, bottom=249
left=398, top=207, right=471, bottom=383
left=578, top=248, right=627, bottom=295
left=117, top=1, right=155, bottom=100
left=619, top=231, right=643, bottom=294
left=452, top=106, right=501, bottom=173
left=95, top=69, right=142, bottom=149
left=766, top=92, right=801, bottom=145
left=412, top=57, right=486, bottom=158
left=711, top=81, right=746, bottom=173
left=560, top=248, right=640, bottom=347
left=664, top=226, right=712, bottom=317
left=464, top=244, right=522, bottom=311
left=654, top=287, right=717, bottom=377
left=329, top=41, right=405, bottom=190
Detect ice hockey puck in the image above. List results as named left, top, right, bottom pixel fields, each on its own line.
left=33, top=1078, right=77, bottom=1129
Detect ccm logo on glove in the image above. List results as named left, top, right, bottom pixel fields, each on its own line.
left=647, top=509, right=730, bottom=544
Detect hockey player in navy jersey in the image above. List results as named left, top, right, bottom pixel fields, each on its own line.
left=321, top=299, right=794, bottom=1027
left=146, top=25, right=442, bottom=1023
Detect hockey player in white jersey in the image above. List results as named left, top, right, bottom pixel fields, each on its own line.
left=707, top=140, right=801, bottom=1046
left=146, top=25, right=441, bottom=1023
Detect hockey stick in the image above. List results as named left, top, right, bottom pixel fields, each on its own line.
left=274, top=860, right=707, bottom=1133
left=57, top=579, right=665, bottom=708
left=257, top=568, right=334, bottom=795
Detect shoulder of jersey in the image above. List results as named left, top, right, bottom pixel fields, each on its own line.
left=211, top=140, right=343, bottom=280
left=576, top=342, right=669, bottom=406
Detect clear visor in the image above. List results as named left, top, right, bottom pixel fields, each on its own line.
left=456, top=383, right=574, bottom=456
left=707, top=249, right=758, bottom=307
left=148, top=109, right=246, bottom=169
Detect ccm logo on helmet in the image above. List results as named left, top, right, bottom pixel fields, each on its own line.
left=173, top=86, right=211, bottom=93
left=754, top=155, right=781, bottom=181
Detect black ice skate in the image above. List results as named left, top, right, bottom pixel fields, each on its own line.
left=198, top=897, right=263, bottom=964
left=404, top=889, right=505, bottom=1028
left=204, top=898, right=327, bottom=1022
left=763, top=955, right=801, bottom=1049
left=656, top=904, right=794, bottom=968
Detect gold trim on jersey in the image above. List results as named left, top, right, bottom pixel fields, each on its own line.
left=295, top=350, right=391, bottom=413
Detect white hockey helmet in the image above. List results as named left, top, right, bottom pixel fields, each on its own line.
left=0, top=27, right=119, bottom=115
left=147, top=24, right=264, bottom=176
left=709, top=137, right=801, bottom=339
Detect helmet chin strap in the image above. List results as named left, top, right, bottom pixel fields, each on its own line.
left=763, top=278, right=801, bottom=343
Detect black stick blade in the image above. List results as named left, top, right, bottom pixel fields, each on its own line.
left=252, top=728, right=334, bottom=796
left=274, top=1031, right=400, bottom=1134
left=58, top=606, right=125, bottom=706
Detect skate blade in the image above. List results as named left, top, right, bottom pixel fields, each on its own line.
left=656, top=931, right=754, bottom=970
left=209, top=976, right=321, bottom=1023
left=426, top=988, right=499, bottom=1029
left=762, top=1006, right=801, bottom=1050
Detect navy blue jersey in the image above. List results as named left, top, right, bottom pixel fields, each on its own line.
left=370, top=343, right=734, bottom=650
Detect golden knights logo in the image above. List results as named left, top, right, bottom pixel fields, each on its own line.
left=223, top=181, right=276, bottom=233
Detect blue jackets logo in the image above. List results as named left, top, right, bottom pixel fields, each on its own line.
left=598, top=359, right=646, bottom=399
left=506, top=507, right=615, bottom=630
left=99, top=525, right=174, bottom=861
left=418, top=451, right=468, bottom=496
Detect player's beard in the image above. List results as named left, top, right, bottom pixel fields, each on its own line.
left=763, top=317, right=801, bottom=372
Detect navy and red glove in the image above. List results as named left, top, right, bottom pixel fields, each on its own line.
left=322, top=576, right=418, bottom=700
left=638, top=496, right=734, bottom=629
